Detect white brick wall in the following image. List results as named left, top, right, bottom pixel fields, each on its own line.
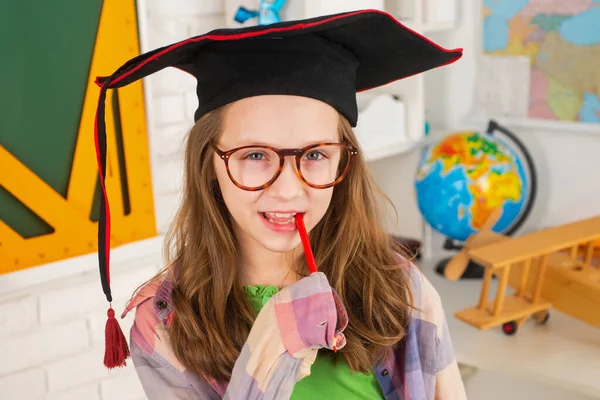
left=0, top=295, right=38, bottom=336
left=0, top=369, right=46, bottom=400
left=0, top=249, right=164, bottom=400
left=44, top=384, right=102, bottom=400
left=0, top=3, right=226, bottom=399
left=0, top=320, right=90, bottom=376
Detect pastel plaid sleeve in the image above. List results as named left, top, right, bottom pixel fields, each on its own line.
left=413, top=268, right=467, bottom=400
left=126, top=272, right=348, bottom=400
left=225, top=271, right=348, bottom=399
left=126, top=281, right=224, bottom=399
left=434, top=315, right=467, bottom=400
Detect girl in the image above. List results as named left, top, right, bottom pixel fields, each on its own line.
left=94, top=9, right=466, bottom=400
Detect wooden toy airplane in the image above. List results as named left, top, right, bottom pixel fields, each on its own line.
left=446, top=211, right=600, bottom=335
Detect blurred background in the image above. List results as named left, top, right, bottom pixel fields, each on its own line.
left=1, top=1, right=599, bottom=399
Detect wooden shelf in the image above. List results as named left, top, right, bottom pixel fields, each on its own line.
left=363, top=138, right=423, bottom=161
left=421, top=20, right=455, bottom=32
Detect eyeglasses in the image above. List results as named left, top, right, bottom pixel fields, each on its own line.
left=212, top=142, right=358, bottom=191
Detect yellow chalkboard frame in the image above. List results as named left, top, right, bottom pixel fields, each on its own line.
left=0, top=0, right=156, bottom=274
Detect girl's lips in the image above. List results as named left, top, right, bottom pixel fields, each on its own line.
left=259, top=212, right=302, bottom=233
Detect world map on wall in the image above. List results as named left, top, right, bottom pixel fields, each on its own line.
left=483, top=0, right=600, bottom=123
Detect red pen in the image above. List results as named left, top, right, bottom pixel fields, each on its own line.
left=295, top=213, right=318, bottom=274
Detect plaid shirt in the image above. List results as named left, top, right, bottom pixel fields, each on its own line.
left=122, top=261, right=467, bottom=399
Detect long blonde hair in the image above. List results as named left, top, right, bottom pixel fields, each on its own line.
left=158, top=103, right=414, bottom=381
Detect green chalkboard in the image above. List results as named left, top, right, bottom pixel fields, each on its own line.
left=0, top=1, right=103, bottom=237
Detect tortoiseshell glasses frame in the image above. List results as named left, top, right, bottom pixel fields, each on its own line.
left=211, top=142, right=358, bottom=191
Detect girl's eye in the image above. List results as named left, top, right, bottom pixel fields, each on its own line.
left=245, top=152, right=266, bottom=161
left=304, top=151, right=326, bottom=161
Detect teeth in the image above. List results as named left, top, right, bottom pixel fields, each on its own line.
left=266, top=212, right=296, bottom=218
left=263, top=212, right=297, bottom=224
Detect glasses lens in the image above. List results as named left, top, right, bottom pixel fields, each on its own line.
left=300, top=145, right=349, bottom=186
left=228, top=147, right=279, bottom=188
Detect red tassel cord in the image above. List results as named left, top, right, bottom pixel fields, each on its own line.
left=95, top=80, right=131, bottom=368
left=295, top=213, right=318, bottom=274
left=104, top=307, right=130, bottom=369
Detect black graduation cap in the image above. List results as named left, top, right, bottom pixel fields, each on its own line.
left=95, top=9, right=462, bottom=368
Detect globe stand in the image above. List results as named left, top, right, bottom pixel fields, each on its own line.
left=435, top=257, right=485, bottom=279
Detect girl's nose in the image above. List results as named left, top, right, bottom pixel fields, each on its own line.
left=266, top=157, right=304, bottom=200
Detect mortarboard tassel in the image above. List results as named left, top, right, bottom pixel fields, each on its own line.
left=94, top=78, right=130, bottom=368
left=104, top=307, right=130, bottom=368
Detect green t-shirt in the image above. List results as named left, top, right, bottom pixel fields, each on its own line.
left=244, top=285, right=385, bottom=399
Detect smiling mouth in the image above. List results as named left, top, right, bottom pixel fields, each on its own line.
left=261, top=212, right=298, bottom=225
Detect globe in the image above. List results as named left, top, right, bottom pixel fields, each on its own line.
left=415, top=129, right=533, bottom=242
